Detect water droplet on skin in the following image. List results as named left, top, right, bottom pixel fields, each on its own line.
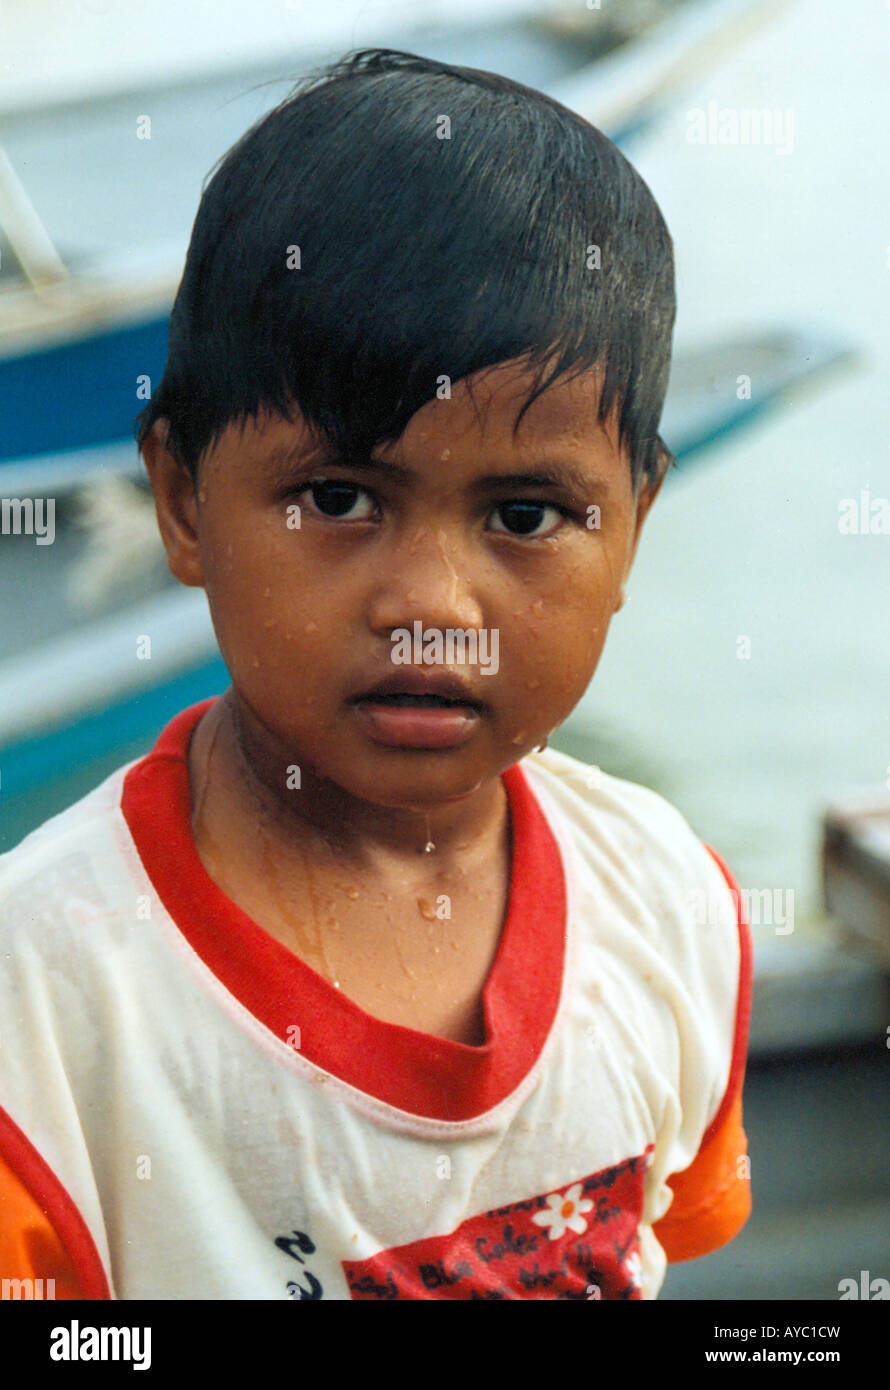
left=510, top=730, right=528, bottom=745
left=526, top=679, right=540, bottom=690
left=450, top=940, right=460, bottom=951
left=252, top=658, right=260, bottom=668
left=440, top=448, right=451, bottom=461
left=305, top=621, right=318, bottom=633
left=333, top=980, right=340, bottom=989
left=417, top=898, right=437, bottom=921
left=532, top=600, right=544, bottom=617
left=346, top=888, right=360, bottom=900
left=421, top=813, right=435, bottom=854
left=264, top=587, right=271, bottom=598
left=395, top=939, right=418, bottom=982
left=226, top=543, right=233, bottom=557
left=263, top=618, right=275, bottom=629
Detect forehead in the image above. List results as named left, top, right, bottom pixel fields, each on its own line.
left=386, top=359, right=620, bottom=460
left=208, top=358, right=623, bottom=480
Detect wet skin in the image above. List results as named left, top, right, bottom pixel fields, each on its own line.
left=142, top=358, right=665, bottom=1044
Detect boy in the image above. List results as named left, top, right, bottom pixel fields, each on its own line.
left=0, top=48, right=751, bottom=1300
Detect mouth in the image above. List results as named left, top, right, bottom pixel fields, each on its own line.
left=350, top=674, right=485, bottom=748
left=351, top=672, right=485, bottom=710
left=359, top=691, right=479, bottom=708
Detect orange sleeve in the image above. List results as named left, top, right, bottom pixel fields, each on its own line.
left=0, top=1151, right=85, bottom=1298
left=650, top=842, right=753, bottom=1263
left=651, top=1089, right=750, bottom=1261
left=0, top=1106, right=109, bottom=1298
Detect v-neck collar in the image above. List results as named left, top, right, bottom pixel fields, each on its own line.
left=121, top=699, right=567, bottom=1121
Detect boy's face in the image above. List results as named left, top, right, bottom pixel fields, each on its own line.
left=145, top=359, right=663, bottom=813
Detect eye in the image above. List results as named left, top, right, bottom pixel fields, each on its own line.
left=489, top=501, right=564, bottom=537
left=301, top=479, right=377, bottom=521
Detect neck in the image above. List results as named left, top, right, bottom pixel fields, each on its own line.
left=188, top=691, right=509, bottom=874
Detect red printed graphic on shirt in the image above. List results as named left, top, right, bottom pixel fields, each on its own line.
left=343, top=1148, right=653, bottom=1300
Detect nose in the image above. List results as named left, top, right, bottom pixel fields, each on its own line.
left=366, top=524, right=485, bottom=637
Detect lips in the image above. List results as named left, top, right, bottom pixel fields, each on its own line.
left=350, top=671, right=485, bottom=748
left=351, top=670, right=484, bottom=709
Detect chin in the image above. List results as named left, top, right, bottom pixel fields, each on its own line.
left=344, top=761, right=491, bottom=811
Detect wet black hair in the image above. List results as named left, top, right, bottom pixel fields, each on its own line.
left=136, top=47, right=676, bottom=490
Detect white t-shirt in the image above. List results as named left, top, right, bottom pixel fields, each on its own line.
left=0, top=699, right=751, bottom=1300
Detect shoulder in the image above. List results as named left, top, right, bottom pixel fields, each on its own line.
left=518, top=744, right=699, bottom=846
left=518, top=744, right=738, bottom=919
left=519, top=744, right=750, bottom=1083
left=0, top=763, right=136, bottom=950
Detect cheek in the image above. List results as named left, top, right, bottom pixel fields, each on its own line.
left=494, top=553, right=619, bottom=719
left=507, top=550, right=617, bottom=661
left=200, top=527, right=378, bottom=741
left=517, top=604, right=611, bottom=701
left=200, top=520, right=323, bottom=684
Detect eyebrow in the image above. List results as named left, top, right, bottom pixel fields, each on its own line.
left=264, top=447, right=607, bottom=495
left=471, top=466, right=604, bottom=495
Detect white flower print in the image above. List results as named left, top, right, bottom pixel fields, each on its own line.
left=531, top=1182, right=594, bottom=1241
left=625, top=1251, right=643, bottom=1288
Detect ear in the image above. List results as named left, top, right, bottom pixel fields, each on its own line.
left=140, top=421, right=205, bottom=588
left=629, top=463, right=667, bottom=564
left=616, top=439, right=672, bottom=607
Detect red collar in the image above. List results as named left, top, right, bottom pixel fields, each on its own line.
left=121, top=699, right=566, bottom=1121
